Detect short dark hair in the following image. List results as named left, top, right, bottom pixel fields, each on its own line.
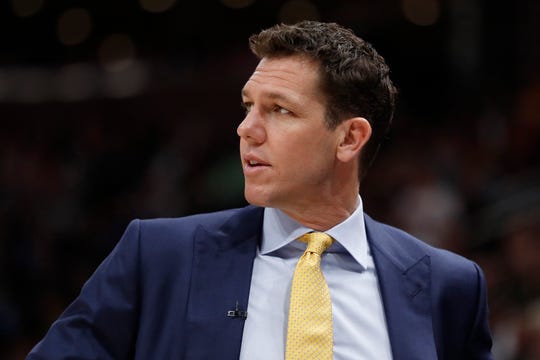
left=249, top=20, right=397, bottom=174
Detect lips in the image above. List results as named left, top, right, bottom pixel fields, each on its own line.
left=242, top=154, right=270, bottom=172
left=244, top=153, right=268, bottom=165
left=247, top=159, right=267, bottom=166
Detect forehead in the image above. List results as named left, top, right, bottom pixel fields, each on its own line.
left=242, top=55, right=323, bottom=100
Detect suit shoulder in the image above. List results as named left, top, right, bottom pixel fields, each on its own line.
left=365, top=214, right=478, bottom=274
left=120, top=206, right=261, bottom=260
left=136, top=206, right=259, bottom=235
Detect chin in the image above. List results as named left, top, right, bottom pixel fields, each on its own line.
left=244, top=193, right=268, bottom=207
left=244, top=187, right=274, bottom=208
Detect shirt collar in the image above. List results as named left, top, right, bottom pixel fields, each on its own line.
left=261, top=196, right=370, bottom=270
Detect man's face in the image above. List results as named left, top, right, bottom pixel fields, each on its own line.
left=238, top=55, right=342, bottom=211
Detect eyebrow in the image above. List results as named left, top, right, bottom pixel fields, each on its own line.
left=241, top=88, right=294, bottom=104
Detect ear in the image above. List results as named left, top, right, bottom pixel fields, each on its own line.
left=336, top=117, right=372, bottom=163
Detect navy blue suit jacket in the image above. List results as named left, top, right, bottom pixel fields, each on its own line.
left=28, top=206, right=493, bottom=359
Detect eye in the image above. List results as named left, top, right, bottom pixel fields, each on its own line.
left=274, top=105, right=291, bottom=115
left=241, top=102, right=253, bottom=114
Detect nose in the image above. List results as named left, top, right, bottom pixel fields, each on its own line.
left=237, top=109, right=266, bottom=144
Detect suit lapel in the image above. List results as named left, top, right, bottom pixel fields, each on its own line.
left=183, top=209, right=438, bottom=358
left=365, top=215, right=438, bottom=359
left=184, top=206, right=263, bottom=359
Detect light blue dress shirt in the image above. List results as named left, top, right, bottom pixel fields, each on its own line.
left=239, top=197, right=393, bottom=359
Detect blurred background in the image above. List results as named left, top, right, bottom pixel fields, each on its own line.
left=0, top=0, right=539, bottom=358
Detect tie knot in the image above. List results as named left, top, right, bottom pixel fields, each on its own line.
left=298, top=232, right=334, bottom=255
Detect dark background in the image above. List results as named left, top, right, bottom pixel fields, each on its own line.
left=1, top=0, right=539, bottom=358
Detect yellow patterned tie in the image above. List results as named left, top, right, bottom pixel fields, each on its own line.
left=286, top=232, right=334, bottom=360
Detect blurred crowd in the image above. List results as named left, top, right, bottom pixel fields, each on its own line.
left=1, top=1, right=540, bottom=359
left=1, top=72, right=538, bottom=359
left=365, top=79, right=540, bottom=360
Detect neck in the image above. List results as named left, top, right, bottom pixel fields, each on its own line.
left=281, top=191, right=359, bottom=231
left=268, top=163, right=362, bottom=231
left=282, top=165, right=361, bottom=231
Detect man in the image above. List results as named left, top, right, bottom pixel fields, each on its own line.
left=27, top=21, right=493, bottom=359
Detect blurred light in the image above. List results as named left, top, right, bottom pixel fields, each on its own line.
left=56, top=63, right=98, bottom=101
left=139, top=0, right=176, bottom=13
left=57, top=8, right=92, bottom=46
left=11, top=0, right=43, bottom=17
left=401, top=0, right=440, bottom=26
left=220, top=0, right=255, bottom=9
left=0, top=71, right=9, bottom=101
left=278, top=0, right=320, bottom=24
left=10, top=68, right=53, bottom=103
left=103, top=61, right=149, bottom=98
left=98, top=34, right=137, bottom=72
left=0, top=62, right=155, bottom=103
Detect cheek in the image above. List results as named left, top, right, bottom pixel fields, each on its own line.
left=280, top=144, right=332, bottom=182
left=270, top=125, right=336, bottom=176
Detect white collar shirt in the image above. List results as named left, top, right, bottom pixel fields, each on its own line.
left=239, top=197, right=393, bottom=359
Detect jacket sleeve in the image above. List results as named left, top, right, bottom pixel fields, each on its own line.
left=27, top=219, right=142, bottom=360
left=466, top=263, right=494, bottom=359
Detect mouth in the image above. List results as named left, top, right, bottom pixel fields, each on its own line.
left=247, top=160, right=267, bottom=167
left=243, top=156, right=270, bottom=171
